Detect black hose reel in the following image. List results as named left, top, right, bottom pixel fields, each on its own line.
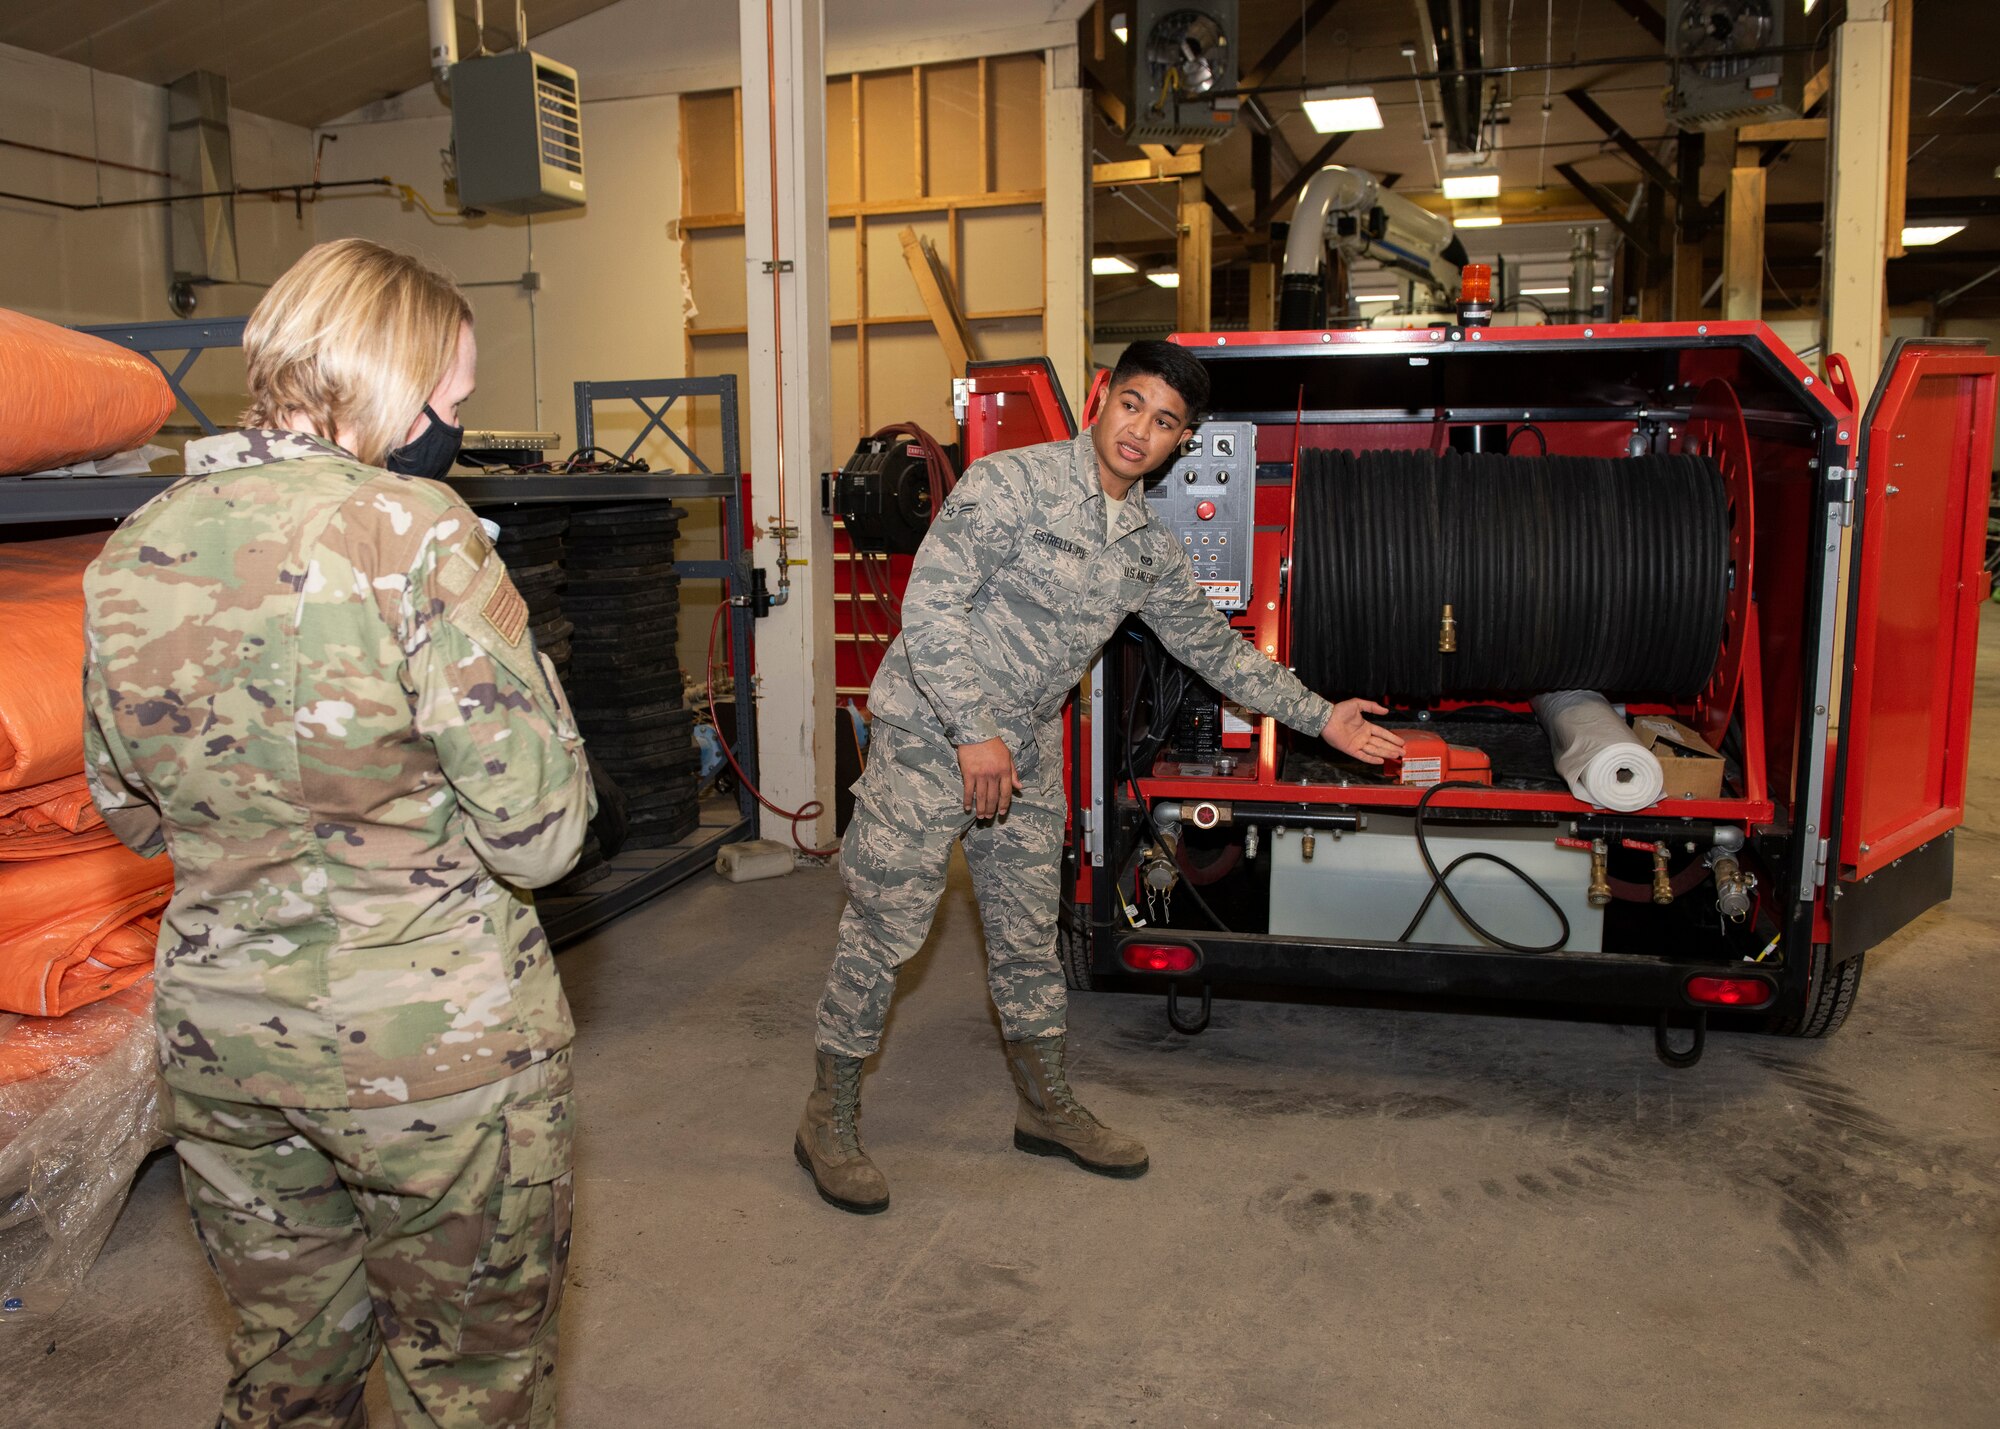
left=1288, top=449, right=1733, bottom=704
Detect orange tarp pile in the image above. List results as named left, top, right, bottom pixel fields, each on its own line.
left=0, top=534, right=172, bottom=1018
left=0, top=308, right=174, bottom=475
left=0, top=846, right=167, bottom=1018
left=0, top=775, right=119, bottom=860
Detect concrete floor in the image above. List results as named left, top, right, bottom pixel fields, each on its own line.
left=5, top=624, right=1998, bottom=1427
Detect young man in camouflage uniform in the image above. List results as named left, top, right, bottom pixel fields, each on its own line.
left=797, top=341, right=1403, bottom=1213
left=84, top=240, right=592, bottom=1426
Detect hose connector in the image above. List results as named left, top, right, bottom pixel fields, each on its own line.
left=1708, top=850, right=1756, bottom=923
left=1438, top=603, right=1458, bottom=654
left=1587, top=838, right=1612, bottom=908
left=1650, top=842, right=1674, bottom=905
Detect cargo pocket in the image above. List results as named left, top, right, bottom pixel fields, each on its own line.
left=458, top=1091, right=575, bottom=1356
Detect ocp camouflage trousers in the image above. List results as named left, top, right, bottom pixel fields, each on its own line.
left=171, top=1051, right=574, bottom=1428
left=815, top=721, right=1068, bottom=1059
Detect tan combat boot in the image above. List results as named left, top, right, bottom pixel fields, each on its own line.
left=794, top=1050, right=891, bottom=1214
left=1005, top=1035, right=1149, bottom=1178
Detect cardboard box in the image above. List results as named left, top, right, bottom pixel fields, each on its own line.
left=1632, top=716, right=1726, bottom=800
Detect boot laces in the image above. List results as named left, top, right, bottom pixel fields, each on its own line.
left=830, top=1060, right=865, bottom=1155
left=1040, top=1046, right=1098, bottom=1126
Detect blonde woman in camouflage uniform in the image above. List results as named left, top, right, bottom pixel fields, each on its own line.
left=798, top=341, right=1404, bottom=1213
left=83, top=239, right=593, bottom=1427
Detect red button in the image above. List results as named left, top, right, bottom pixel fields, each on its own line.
left=1196, top=500, right=1217, bottom=520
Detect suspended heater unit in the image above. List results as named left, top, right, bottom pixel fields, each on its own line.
left=1666, top=0, right=1808, bottom=132
left=451, top=50, right=586, bottom=215
left=1125, top=1, right=1239, bottom=145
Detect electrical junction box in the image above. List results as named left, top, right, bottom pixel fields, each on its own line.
left=1147, top=420, right=1255, bottom=611
left=1665, top=0, right=1808, bottom=132
left=450, top=51, right=585, bottom=215
left=1268, top=823, right=1604, bottom=953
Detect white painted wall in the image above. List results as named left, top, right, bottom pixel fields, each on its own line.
left=0, top=41, right=316, bottom=425
left=312, top=93, right=684, bottom=445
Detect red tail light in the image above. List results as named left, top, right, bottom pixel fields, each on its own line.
left=1685, top=975, right=1774, bottom=1008
left=1122, top=942, right=1198, bottom=974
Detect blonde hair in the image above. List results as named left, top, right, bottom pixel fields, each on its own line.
left=241, top=238, right=472, bottom=466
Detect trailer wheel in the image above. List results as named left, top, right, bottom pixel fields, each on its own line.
left=1769, top=947, right=1864, bottom=1038
left=1056, top=905, right=1092, bottom=991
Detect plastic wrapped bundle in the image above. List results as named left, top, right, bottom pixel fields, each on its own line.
left=0, top=979, right=165, bottom=1317
left=0, top=309, right=174, bottom=475
left=1530, top=689, right=1665, bottom=813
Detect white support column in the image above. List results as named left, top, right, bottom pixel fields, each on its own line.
left=741, top=0, right=836, bottom=846
left=1822, top=0, right=1894, bottom=390
left=1044, top=44, right=1090, bottom=413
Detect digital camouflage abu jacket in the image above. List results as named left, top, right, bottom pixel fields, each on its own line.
left=82, top=430, right=593, bottom=1110
left=866, top=431, right=1333, bottom=771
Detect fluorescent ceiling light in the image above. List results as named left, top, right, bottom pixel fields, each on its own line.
left=1302, top=87, right=1384, bottom=134
left=1092, top=255, right=1137, bottom=276
left=1520, top=285, right=1609, bottom=296
left=1453, top=213, right=1504, bottom=229
left=1354, top=293, right=1398, bottom=303
left=1901, top=224, right=1965, bottom=247
left=1148, top=271, right=1181, bottom=288
left=1111, top=12, right=1128, bottom=43
left=1442, top=172, right=1501, bottom=201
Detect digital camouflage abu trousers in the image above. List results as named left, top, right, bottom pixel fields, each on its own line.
left=171, top=1051, right=574, bottom=1429
left=816, top=720, right=1068, bottom=1059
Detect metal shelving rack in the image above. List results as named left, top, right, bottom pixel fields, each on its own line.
left=0, top=320, right=759, bottom=947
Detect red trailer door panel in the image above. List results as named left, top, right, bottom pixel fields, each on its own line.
left=1837, top=339, right=1996, bottom=884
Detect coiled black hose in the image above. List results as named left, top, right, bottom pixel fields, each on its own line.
left=1290, top=449, right=1730, bottom=702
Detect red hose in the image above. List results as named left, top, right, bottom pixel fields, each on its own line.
left=706, top=602, right=841, bottom=856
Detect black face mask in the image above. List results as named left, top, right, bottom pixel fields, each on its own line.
left=385, top=404, right=463, bottom=478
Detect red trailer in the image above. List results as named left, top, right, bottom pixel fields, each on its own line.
left=939, top=326, right=1994, bottom=1064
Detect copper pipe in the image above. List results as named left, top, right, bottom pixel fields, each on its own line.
left=0, top=135, right=172, bottom=179
left=762, top=0, right=792, bottom=602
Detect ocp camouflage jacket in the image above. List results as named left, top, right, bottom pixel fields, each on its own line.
left=82, top=429, right=592, bottom=1109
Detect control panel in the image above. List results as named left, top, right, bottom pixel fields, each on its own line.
left=1145, top=420, right=1256, bottom=610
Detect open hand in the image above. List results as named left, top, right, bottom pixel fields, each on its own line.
left=1322, top=699, right=1404, bottom=765
left=956, top=737, right=1022, bottom=819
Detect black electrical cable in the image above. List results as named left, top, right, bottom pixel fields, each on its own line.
left=1505, top=423, right=1548, bottom=455
left=1290, top=449, right=1729, bottom=702
left=1394, top=781, right=1571, bottom=954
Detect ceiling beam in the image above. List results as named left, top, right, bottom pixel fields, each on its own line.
left=1565, top=88, right=1676, bottom=193
left=1605, top=0, right=1666, bottom=44
left=1556, top=161, right=1662, bottom=259
left=1766, top=195, right=2000, bottom=224
left=1093, top=153, right=1204, bottom=184
left=1206, top=190, right=1249, bottom=237
left=1241, top=0, right=1346, bottom=91
left=1252, top=132, right=1350, bottom=228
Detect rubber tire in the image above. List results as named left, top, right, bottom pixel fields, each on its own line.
left=1056, top=903, right=1092, bottom=992
left=1767, top=946, right=1864, bottom=1038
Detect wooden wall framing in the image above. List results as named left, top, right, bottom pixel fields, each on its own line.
left=676, top=53, right=1049, bottom=470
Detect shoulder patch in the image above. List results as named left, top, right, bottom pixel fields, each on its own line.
left=482, top=574, right=530, bottom=645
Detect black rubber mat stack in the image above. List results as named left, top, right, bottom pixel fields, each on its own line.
left=486, top=507, right=618, bottom=892
left=560, top=503, right=702, bottom=849
left=485, top=506, right=574, bottom=680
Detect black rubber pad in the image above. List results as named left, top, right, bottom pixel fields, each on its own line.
left=498, top=536, right=564, bottom=568
left=569, top=502, right=689, bottom=526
